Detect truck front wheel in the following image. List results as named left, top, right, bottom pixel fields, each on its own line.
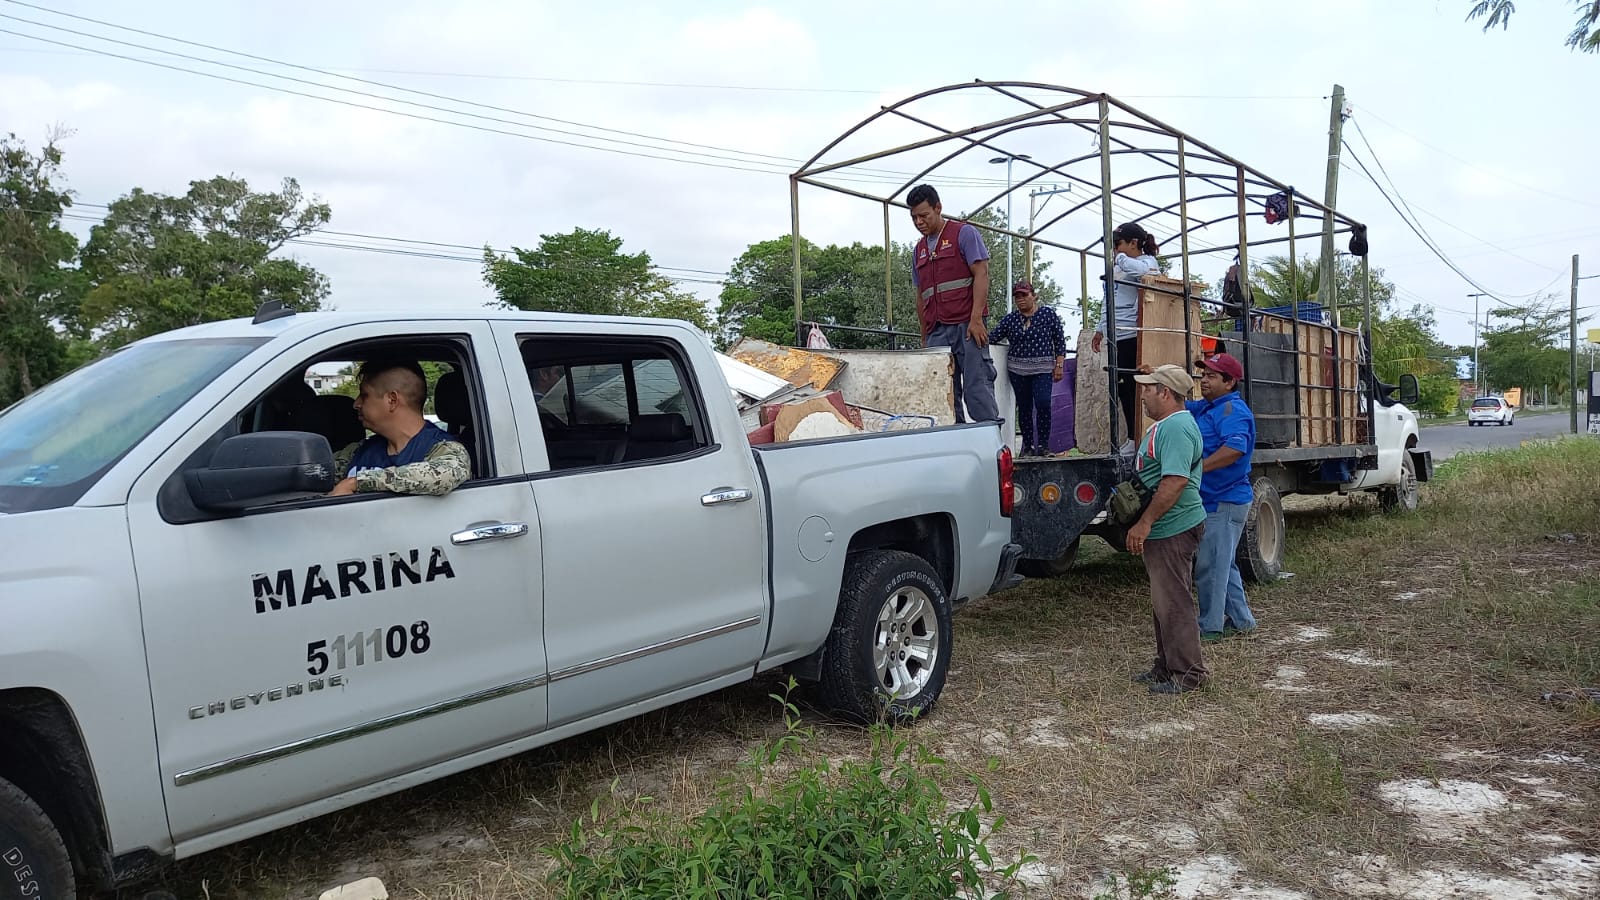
left=1379, top=452, right=1420, bottom=513
left=1237, top=477, right=1285, bottom=584
left=0, top=776, right=75, bottom=900
left=816, top=550, right=952, bottom=724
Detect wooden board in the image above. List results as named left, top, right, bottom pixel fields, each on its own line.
left=1133, top=275, right=1205, bottom=437
left=1253, top=315, right=1363, bottom=447
left=728, top=339, right=846, bottom=391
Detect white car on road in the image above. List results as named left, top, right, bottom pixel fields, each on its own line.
left=1468, top=396, right=1515, bottom=427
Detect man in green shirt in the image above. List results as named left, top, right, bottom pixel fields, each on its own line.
left=1127, top=364, right=1210, bottom=694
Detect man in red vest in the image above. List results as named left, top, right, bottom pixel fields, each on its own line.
left=908, top=184, right=999, bottom=423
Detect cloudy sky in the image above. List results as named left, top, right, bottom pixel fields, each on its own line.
left=3, top=0, right=1597, bottom=349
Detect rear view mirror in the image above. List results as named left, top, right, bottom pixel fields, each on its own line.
left=185, top=431, right=337, bottom=512
left=1398, top=374, right=1420, bottom=407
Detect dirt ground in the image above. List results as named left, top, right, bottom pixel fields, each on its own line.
left=126, top=442, right=1600, bottom=899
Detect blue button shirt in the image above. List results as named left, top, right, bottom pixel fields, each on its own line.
left=1185, top=391, right=1254, bottom=511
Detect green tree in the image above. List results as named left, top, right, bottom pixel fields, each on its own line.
left=0, top=131, right=81, bottom=405
left=1250, top=254, right=1394, bottom=318
left=715, top=215, right=1064, bottom=351
left=959, top=207, right=1065, bottom=318
left=483, top=228, right=711, bottom=333
left=1369, top=305, right=1462, bottom=415
left=1253, top=254, right=1460, bottom=415
left=715, top=235, right=918, bottom=350
left=77, top=176, right=330, bottom=349
left=1469, top=0, right=1600, bottom=53
left=1477, top=296, right=1589, bottom=396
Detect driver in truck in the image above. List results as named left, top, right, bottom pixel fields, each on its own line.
left=328, top=359, right=471, bottom=497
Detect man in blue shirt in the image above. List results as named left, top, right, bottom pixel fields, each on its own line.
left=1187, top=353, right=1258, bottom=640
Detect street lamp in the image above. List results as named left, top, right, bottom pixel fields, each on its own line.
left=1467, top=292, right=1490, bottom=396
left=990, top=153, right=1031, bottom=312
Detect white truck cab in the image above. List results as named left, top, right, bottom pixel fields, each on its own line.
left=0, top=307, right=1020, bottom=896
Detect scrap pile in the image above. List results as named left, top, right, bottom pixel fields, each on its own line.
left=719, top=339, right=943, bottom=445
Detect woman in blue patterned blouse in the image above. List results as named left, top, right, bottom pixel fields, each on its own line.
left=989, top=281, right=1067, bottom=456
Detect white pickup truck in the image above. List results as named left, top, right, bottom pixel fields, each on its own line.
left=0, top=306, right=1021, bottom=896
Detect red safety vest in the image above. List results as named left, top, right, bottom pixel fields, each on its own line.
left=914, top=218, right=985, bottom=334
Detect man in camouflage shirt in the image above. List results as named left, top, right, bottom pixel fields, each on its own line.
left=327, top=360, right=471, bottom=497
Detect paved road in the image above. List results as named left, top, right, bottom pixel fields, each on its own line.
left=1421, top=410, right=1585, bottom=460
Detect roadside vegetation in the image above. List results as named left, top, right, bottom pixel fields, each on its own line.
left=125, top=439, right=1600, bottom=899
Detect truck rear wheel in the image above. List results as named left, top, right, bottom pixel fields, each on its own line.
left=815, top=550, right=951, bottom=724
left=1379, top=452, right=1420, bottom=513
left=0, top=776, right=75, bottom=900
left=1237, top=477, right=1285, bottom=584
left=1017, top=538, right=1080, bottom=579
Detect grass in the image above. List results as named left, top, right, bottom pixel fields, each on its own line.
left=122, top=439, right=1600, bottom=899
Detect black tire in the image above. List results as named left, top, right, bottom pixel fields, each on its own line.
left=1237, top=476, right=1285, bottom=584
left=1017, top=538, right=1080, bottom=579
left=815, top=550, right=952, bottom=725
left=1379, top=451, right=1420, bottom=513
left=0, top=776, right=75, bottom=900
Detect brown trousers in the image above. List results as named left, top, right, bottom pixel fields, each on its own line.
left=1144, top=523, right=1210, bottom=688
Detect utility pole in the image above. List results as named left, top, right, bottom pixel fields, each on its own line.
left=1025, top=185, right=1072, bottom=284
left=1317, top=85, right=1347, bottom=321
left=1572, top=254, right=1580, bottom=435
left=1468, top=291, right=1489, bottom=397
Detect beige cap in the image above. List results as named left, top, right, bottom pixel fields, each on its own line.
left=1134, top=363, right=1194, bottom=396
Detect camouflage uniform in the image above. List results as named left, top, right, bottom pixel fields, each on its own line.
left=333, top=439, right=471, bottom=496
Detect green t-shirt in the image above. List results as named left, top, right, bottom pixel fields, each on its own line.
left=1135, top=410, right=1206, bottom=540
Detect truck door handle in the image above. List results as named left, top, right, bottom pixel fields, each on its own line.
left=701, top=487, right=754, bottom=506
left=450, top=522, right=529, bottom=545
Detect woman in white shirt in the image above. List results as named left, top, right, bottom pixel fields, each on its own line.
left=1106, top=223, right=1161, bottom=440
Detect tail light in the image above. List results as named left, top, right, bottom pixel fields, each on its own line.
left=997, top=446, right=1015, bottom=517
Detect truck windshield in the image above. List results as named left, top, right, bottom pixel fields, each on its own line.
left=0, top=337, right=266, bottom=513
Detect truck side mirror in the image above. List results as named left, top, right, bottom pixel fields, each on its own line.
left=184, top=431, right=338, bottom=512
left=1398, top=374, right=1420, bottom=407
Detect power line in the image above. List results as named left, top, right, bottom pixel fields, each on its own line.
left=1341, top=139, right=1558, bottom=304
left=2, top=40, right=1324, bottom=103
left=0, top=26, right=972, bottom=190
left=1350, top=117, right=1558, bottom=273
left=0, top=4, right=1016, bottom=189
left=54, top=209, right=727, bottom=284
left=1357, top=105, right=1600, bottom=212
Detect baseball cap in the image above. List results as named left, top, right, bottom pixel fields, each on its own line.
left=1133, top=364, right=1194, bottom=396
left=1195, top=352, right=1244, bottom=381
left=1011, top=280, right=1034, bottom=295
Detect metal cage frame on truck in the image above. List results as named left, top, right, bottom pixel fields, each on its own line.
left=785, top=80, right=1427, bottom=581
left=786, top=79, right=1385, bottom=455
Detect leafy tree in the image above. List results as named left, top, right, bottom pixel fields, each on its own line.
left=1251, top=254, right=1459, bottom=414
left=1468, top=0, right=1600, bottom=53
left=1369, top=305, right=1462, bottom=415
left=0, top=131, right=81, bottom=405
left=77, top=176, right=330, bottom=349
left=959, top=207, right=1065, bottom=317
left=1250, top=254, right=1395, bottom=318
left=715, top=235, right=919, bottom=351
left=483, top=227, right=711, bottom=333
left=715, top=212, right=1064, bottom=351
left=1477, top=296, right=1589, bottom=396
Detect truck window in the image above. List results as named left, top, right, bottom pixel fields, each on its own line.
left=0, top=337, right=266, bottom=513
left=158, top=336, right=495, bottom=523
left=517, top=337, right=709, bottom=471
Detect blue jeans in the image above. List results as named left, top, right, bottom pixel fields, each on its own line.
left=1195, top=501, right=1256, bottom=634
left=1007, top=370, right=1053, bottom=451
